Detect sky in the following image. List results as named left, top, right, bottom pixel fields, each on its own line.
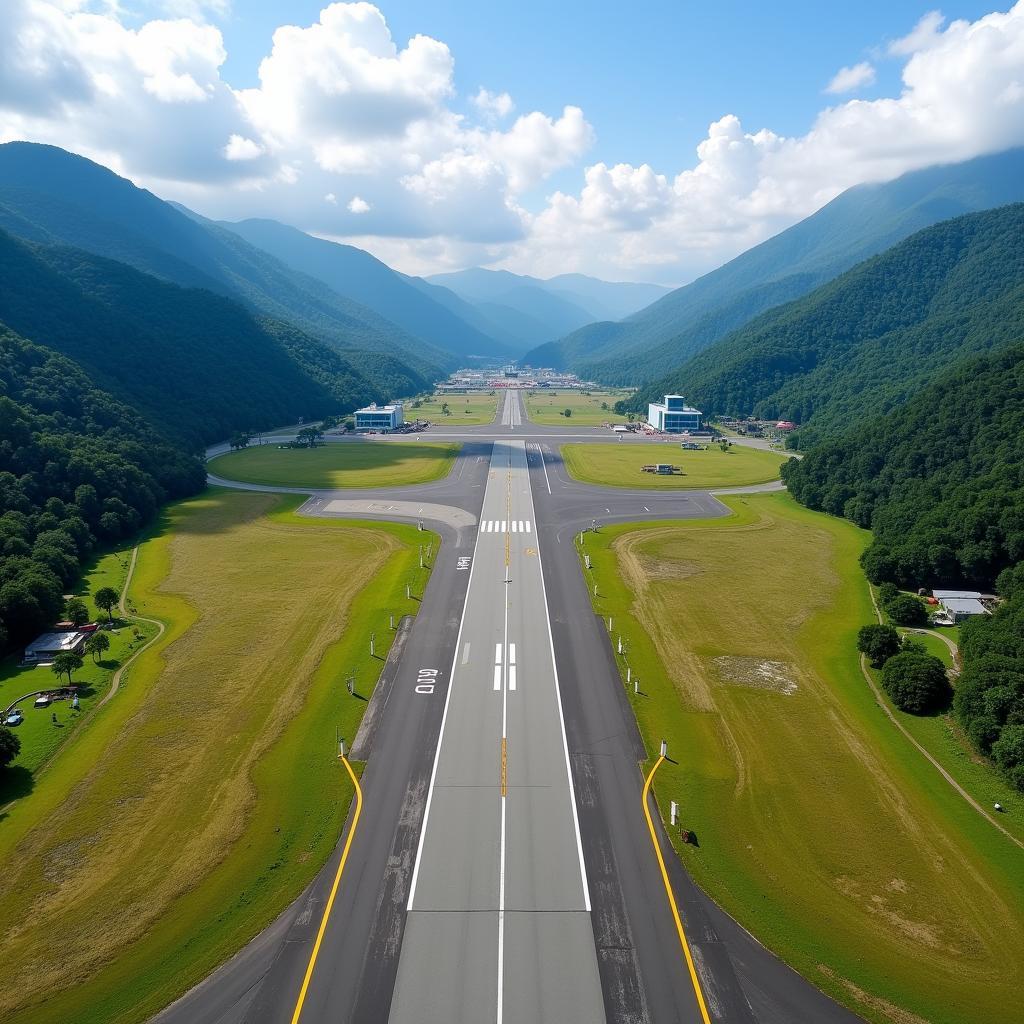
left=1, top=1, right=1022, bottom=284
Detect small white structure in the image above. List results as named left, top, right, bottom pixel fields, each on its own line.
left=647, top=395, right=702, bottom=433
left=354, top=402, right=404, bottom=432
left=24, top=631, right=87, bottom=664
left=933, top=589, right=989, bottom=623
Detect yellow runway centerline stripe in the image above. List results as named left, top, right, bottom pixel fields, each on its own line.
left=641, top=755, right=712, bottom=1024
left=290, top=756, right=364, bottom=1024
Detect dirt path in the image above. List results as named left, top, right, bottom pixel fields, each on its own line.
left=864, top=584, right=1023, bottom=852
left=96, top=545, right=165, bottom=712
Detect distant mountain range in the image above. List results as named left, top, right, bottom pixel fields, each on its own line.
left=426, top=268, right=669, bottom=350
left=527, top=148, right=1024, bottom=384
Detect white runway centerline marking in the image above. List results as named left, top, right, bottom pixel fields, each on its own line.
left=462, top=642, right=471, bottom=665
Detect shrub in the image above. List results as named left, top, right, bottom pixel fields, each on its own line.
left=857, top=624, right=902, bottom=667
left=884, top=593, right=928, bottom=626
left=881, top=652, right=951, bottom=714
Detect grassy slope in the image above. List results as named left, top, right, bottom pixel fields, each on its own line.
left=579, top=494, right=1024, bottom=1024
left=0, top=490, right=436, bottom=1024
left=208, top=440, right=460, bottom=488
left=409, top=394, right=498, bottom=425
left=524, top=389, right=634, bottom=425
left=561, top=442, right=786, bottom=489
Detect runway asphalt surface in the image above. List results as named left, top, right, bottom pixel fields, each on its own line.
left=156, top=392, right=861, bottom=1024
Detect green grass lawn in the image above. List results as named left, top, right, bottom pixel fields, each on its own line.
left=561, top=441, right=787, bottom=488
left=578, top=494, right=1024, bottom=1024
left=0, top=489, right=436, bottom=1024
left=524, top=389, right=634, bottom=425
left=406, top=393, right=498, bottom=425
left=208, top=440, right=460, bottom=488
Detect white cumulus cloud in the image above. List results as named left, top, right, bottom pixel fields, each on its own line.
left=825, top=61, right=876, bottom=94
left=347, top=195, right=370, bottom=213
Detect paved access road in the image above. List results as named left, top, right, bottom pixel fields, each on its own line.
left=156, top=394, right=861, bottom=1024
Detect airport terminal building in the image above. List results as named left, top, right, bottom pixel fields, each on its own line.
left=647, top=394, right=702, bottom=433
left=354, top=402, right=404, bottom=432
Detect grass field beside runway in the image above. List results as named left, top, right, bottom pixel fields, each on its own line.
left=578, top=493, right=1024, bottom=1024
left=209, top=440, right=460, bottom=488
left=562, top=441, right=787, bottom=488
left=0, top=490, right=436, bottom=1024
left=408, top=393, right=498, bottom=424
left=524, top=389, right=634, bottom=425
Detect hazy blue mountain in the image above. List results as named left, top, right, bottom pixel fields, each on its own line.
left=528, top=147, right=1024, bottom=382
left=625, top=203, right=1024, bottom=449
left=424, top=267, right=667, bottom=349
left=218, top=218, right=517, bottom=361
left=0, top=142, right=450, bottom=380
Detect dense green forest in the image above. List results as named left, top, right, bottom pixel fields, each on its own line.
left=623, top=204, right=1024, bottom=438
left=955, top=566, right=1024, bottom=790
left=529, top=148, right=1024, bottom=382
left=782, top=344, right=1024, bottom=586
left=0, top=228, right=424, bottom=448
left=0, top=326, right=204, bottom=647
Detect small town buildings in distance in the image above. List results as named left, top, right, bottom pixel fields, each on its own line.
left=354, top=402, right=404, bottom=432
left=647, top=394, right=702, bottom=433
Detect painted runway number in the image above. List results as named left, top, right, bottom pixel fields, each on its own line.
left=415, top=668, right=439, bottom=694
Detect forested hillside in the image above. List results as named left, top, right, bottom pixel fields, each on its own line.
left=625, top=204, right=1024, bottom=444
left=782, top=344, right=1024, bottom=588
left=0, top=327, right=205, bottom=647
left=530, top=148, right=1024, bottom=381
left=0, top=142, right=449, bottom=380
left=0, top=229, right=419, bottom=448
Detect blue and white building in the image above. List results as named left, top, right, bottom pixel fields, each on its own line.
left=354, top=402, right=404, bottom=432
left=647, top=394, right=702, bottom=433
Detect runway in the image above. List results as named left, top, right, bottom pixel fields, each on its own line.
left=389, top=439, right=608, bottom=1024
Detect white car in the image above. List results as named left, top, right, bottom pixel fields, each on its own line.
left=5, top=709, right=24, bottom=726
left=33, top=695, right=51, bottom=709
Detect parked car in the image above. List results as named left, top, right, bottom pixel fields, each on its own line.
left=4, top=709, right=23, bottom=726
left=33, top=694, right=51, bottom=708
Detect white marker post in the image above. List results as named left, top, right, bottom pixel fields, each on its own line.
left=617, top=636, right=623, bottom=655
left=634, top=678, right=639, bottom=695
left=660, top=738, right=668, bottom=758
left=406, top=583, right=411, bottom=600
left=339, top=737, right=346, bottom=758
left=670, top=801, right=678, bottom=826
left=390, top=613, right=395, bottom=630
left=370, top=632, right=375, bottom=658
left=627, top=667, right=631, bottom=684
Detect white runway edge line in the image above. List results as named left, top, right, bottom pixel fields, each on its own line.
left=406, top=499, right=486, bottom=912
left=533, top=485, right=592, bottom=913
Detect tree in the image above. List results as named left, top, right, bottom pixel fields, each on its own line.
left=992, top=725, right=1024, bottom=788
left=441, top=402, right=451, bottom=416
left=85, top=631, right=111, bottom=663
left=885, top=593, right=928, bottom=626
left=857, top=624, right=902, bottom=667
left=563, top=408, right=573, bottom=418
left=600, top=402, right=609, bottom=411
left=880, top=652, right=951, bottom=714
left=65, top=598, right=90, bottom=626
left=229, top=432, right=251, bottom=450
left=94, top=586, right=120, bottom=622
left=51, top=651, right=84, bottom=686
left=0, top=727, right=20, bottom=769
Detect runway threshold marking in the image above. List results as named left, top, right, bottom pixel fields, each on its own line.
left=289, top=756, right=363, bottom=1024
left=641, top=756, right=712, bottom=1024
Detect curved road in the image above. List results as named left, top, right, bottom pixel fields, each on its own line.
left=156, top=393, right=860, bottom=1024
